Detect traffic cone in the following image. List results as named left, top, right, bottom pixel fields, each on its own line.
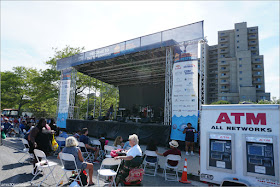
left=179, top=158, right=191, bottom=184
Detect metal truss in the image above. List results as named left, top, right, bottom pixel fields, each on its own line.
left=199, top=39, right=208, bottom=110
left=56, top=71, right=62, bottom=120
left=164, top=47, right=173, bottom=126
left=68, top=68, right=77, bottom=119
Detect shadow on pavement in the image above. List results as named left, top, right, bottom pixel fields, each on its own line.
left=2, top=162, right=30, bottom=170
left=1, top=173, right=39, bottom=184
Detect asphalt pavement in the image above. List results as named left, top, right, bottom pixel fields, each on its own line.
left=0, top=137, right=207, bottom=186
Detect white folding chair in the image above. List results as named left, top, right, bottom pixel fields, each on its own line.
left=56, top=152, right=82, bottom=187
left=18, top=138, right=33, bottom=164
left=104, top=145, right=114, bottom=158
left=30, top=149, right=57, bottom=186
left=163, top=154, right=181, bottom=181
left=143, top=150, right=159, bottom=176
left=92, top=140, right=104, bottom=161
left=78, top=142, right=94, bottom=162
left=97, top=158, right=122, bottom=187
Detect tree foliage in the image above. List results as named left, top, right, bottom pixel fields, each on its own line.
left=1, top=45, right=119, bottom=119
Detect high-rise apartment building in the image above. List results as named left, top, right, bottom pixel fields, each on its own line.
left=203, top=22, right=270, bottom=104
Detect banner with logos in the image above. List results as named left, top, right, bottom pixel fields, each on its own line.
left=57, top=68, right=72, bottom=128
left=170, top=41, right=199, bottom=142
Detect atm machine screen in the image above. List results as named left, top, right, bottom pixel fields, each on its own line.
left=246, top=142, right=275, bottom=176
left=248, top=145, right=264, bottom=156
left=209, top=139, right=232, bottom=169
left=211, top=142, right=225, bottom=152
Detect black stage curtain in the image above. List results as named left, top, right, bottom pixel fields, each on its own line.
left=66, top=120, right=171, bottom=146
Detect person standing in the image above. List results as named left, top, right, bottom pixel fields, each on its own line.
left=183, top=123, right=196, bottom=155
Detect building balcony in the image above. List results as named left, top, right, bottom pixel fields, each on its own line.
left=253, top=67, right=262, bottom=71
left=219, top=44, right=228, bottom=48
left=250, top=46, right=258, bottom=51
left=209, top=90, right=217, bottom=94
left=219, top=49, right=229, bottom=54
left=253, top=80, right=262, bottom=84
left=220, top=68, right=229, bottom=72
left=249, top=40, right=258, bottom=46
left=220, top=81, right=229, bottom=85
left=219, top=32, right=229, bottom=37
left=248, top=28, right=258, bottom=34
left=253, top=73, right=262, bottom=77
left=209, top=56, right=218, bottom=60
left=220, top=88, right=230, bottom=91
left=220, top=61, right=229, bottom=66
left=220, top=75, right=229, bottom=78
left=252, top=58, right=263, bottom=64
left=248, top=35, right=257, bottom=40
left=219, top=38, right=228, bottom=43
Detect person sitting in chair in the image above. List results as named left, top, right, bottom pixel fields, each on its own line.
left=156, top=140, right=181, bottom=166
left=79, top=128, right=100, bottom=163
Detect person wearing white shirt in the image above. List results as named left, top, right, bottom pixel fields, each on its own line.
left=115, top=134, right=142, bottom=160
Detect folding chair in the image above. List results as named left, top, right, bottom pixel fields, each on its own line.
left=104, top=145, right=114, bottom=158
left=30, top=149, right=57, bottom=186
left=78, top=142, right=94, bottom=162
left=143, top=150, right=159, bottom=176
left=163, top=154, right=181, bottom=181
left=56, top=152, right=82, bottom=187
left=97, top=158, right=121, bottom=187
left=55, top=136, right=66, bottom=152
left=91, top=140, right=104, bottom=161
left=18, top=138, right=33, bottom=164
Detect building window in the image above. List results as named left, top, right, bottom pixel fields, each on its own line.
left=221, top=49, right=225, bottom=52
left=221, top=73, right=226, bottom=76
left=240, top=78, right=242, bottom=80
left=257, top=72, right=261, bottom=75
left=237, top=40, right=239, bottom=43
left=239, top=58, right=242, bottom=61
left=221, top=61, right=226, bottom=63
left=260, top=96, right=266, bottom=100
left=237, top=46, right=239, bottom=49
left=251, top=41, right=256, bottom=43
left=257, top=78, right=261, bottom=82
left=256, top=85, right=261, bottom=88
left=221, top=86, right=226, bottom=89
left=242, top=96, right=246, bottom=99
left=237, top=35, right=239, bottom=37
left=221, top=55, right=225, bottom=58
left=250, top=29, right=255, bottom=32
left=236, top=29, right=239, bottom=31
left=221, top=96, right=227, bottom=100
left=255, top=58, right=260, bottom=61
left=221, top=38, right=225, bottom=41
left=239, top=71, right=242, bottom=74
left=239, top=64, right=242, bottom=67
left=221, top=67, right=226, bottom=70
left=251, top=47, right=256, bottom=49
left=221, top=79, right=227, bottom=82
left=255, top=65, right=261, bottom=68
left=221, top=33, right=225, bottom=36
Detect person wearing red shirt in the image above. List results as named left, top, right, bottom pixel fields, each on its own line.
left=157, top=140, right=181, bottom=166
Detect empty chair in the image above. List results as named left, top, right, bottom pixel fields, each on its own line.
left=78, top=141, right=94, bottom=162
left=163, top=154, right=181, bottom=181
left=30, top=149, right=57, bottom=186
left=97, top=158, right=122, bottom=187
left=18, top=138, right=33, bottom=164
left=104, top=145, right=114, bottom=158
left=143, top=150, right=159, bottom=176
left=55, top=136, right=66, bottom=152
left=56, top=152, right=82, bottom=187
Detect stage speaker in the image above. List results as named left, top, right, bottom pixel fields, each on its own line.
left=98, top=116, right=105, bottom=121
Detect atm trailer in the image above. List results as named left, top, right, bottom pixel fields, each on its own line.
left=200, top=104, right=280, bottom=186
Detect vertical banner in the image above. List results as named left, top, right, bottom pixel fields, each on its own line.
left=170, top=41, right=199, bottom=141
left=57, top=68, right=72, bottom=128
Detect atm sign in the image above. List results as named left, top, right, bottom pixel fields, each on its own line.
left=210, top=134, right=231, bottom=140
left=246, top=137, right=273, bottom=143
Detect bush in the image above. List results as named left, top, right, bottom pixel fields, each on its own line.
left=211, top=100, right=231, bottom=105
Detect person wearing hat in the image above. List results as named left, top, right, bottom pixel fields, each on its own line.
left=156, top=140, right=181, bottom=166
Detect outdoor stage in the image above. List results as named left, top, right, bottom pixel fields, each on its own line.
left=66, top=119, right=171, bottom=146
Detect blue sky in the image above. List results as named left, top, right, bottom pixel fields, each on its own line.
left=1, top=1, right=279, bottom=98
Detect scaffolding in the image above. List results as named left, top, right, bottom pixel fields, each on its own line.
left=68, top=68, right=77, bottom=119
left=164, top=47, right=173, bottom=125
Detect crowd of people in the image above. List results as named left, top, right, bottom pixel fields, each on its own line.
left=1, top=115, right=197, bottom=186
